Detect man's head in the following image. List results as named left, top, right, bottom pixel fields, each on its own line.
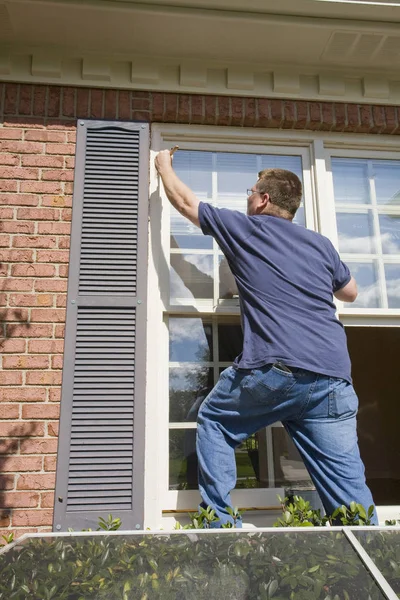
left=247, top=168, right=302, bottom=219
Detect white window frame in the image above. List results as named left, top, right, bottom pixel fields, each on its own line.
left=144, top=125, right=400, bottom=528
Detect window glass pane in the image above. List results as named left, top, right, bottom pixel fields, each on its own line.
left=332, top=158, right=370, bottom=204
left=216, top=153, right=257, bottom=212
left=218, top=322, right=243, bottom=362
left=218, top=255, right=238, bottom=300
left=385, top=264, right=400, bottom=308
left=169, top=318, right=212, bottom=362
left=379, top=214, right=400, bottom=254
left=373, top=160, right=400, bottom=206
left=348, top=262, right=381, bottom=308
left=173, top=150, right=212, bottom=199
left=171, top=208, right=213, bottom=250
left=336, top=212, right=375, bottom=254
left=293, top=204, right=305, bottom=227
left=169, top=367, right=213, bottom=423
left=260, top=154, right=303, bottom=179
left=169, top=429, right=198, bottom=490
left=170, top=254, right=213, bottom=301
left=272, top=427, right=314, bottom=490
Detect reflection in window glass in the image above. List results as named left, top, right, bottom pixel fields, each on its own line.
left=348, top=262, right=381, bottom=308
left=218, top=322, right=243, bottom=362
left=336, top=212, right=375, bottom=254
left=218, top=255, right=238, bottom=299
left=170, top=207, right=213, bottom=250
left=332, top=158, right=370, bottom=204
left=173, top=151, right=213, bottom=199
left=379, top=214, right=400, bottom=254
left=373, top=160, right=400, bottom=206
left=385, top=264, right=400, bottom=308
left=170, top=254, right=213, bottom=301
left=169, top=318, right=212, bottom=362
left=169, top=367, right=213, bottom=422
left=216, top=153, right=257, bottom=203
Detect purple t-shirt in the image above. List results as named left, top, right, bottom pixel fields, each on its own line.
left=199, top=202, right=352, bottom=383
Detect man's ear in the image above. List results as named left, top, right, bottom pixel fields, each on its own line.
left=260, top=192, right=270, bottom=211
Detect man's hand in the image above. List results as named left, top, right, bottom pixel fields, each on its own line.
left=155, top=149, right=173, bottom=176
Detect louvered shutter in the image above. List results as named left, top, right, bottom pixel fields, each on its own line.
left=53, top=121, right=149, bottom=531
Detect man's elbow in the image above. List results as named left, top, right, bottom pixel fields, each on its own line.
left=334, top=277, right=358, bottom=303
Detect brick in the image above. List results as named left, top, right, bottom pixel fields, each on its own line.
left=36, top=250, right=69, bottom=263
left=1, top=220, right=35, bottom=233
left=63, top=182, right=74, bottom=194
left=4, top=84, right=18, bottom=114
left=164, top=94, right=178, bottom=122
left=0, top=308, right=29, bottom=323
left=56, top=294, right=67, bottom=307
left=0, top=128, right=23, bottom=140
left=28, top=339, right=63, bottom=354
left=33, top=86, right=47, bottom=116
left=217, top=96, right=230, bottom=126
left=34, top=279, right=67, bottom=292
left=18, top=85, right=33, bottom=115
left=51, top=355, right=63, bottom=369
left=320, top=103, right=335, bottom=132
left=231, top=97, right=243, bottom=127
left=0, top=180, right=17, bottom=193
left=3, top=355, right=50, bottom=370
left=0, top=140, right=43, bottom=154
left=0, top=371, right=22, bottom=385
left=64, top=156, right=75, bottom=169
left=2, top=279, right=33, bottom=292
left=12, top=236, right=56, bottom=249
left=358, top=104, right=373, bottom=133
left=62, top=88, right=76, bottom=118
left=25, top=372, right=62, bottom=386
left=25, top=130, right=66, bottom=143
left=0, top=475, right=14, bottom=490
left=151, top=92, right=164, bottom=121
left=41, top=492, right=55, bottom=508
left=20, top=181, right=62, bottom=194
left=0, top=292, right=7, bottom=305
left=282, top=101, right=296, bottom=129
left=191, top=95, right=203, bottom=125
left=48, top=87, right=61, bottom=118
left=44, top=457, right=56, bottom=471
left=1, top=527, right=38, bottom=537
left=22, top=404, right=60, bottom=419
left=42, top=194, right=72, bottom=208
left=17, top=208, right=58, bottom=220
left=0, top=513, right=11, bottom=527
left=243, top=98, right=256, bottom=127
left=334, top=103, right=346, bottom=131
left=11, top=264, right=56, bottom=277
left=270, top=100, right=283, bottom=127
left=31, top=308, right=66, bottom=322
left=0, top=249, right=33, bottom=262
left=371, top=105, right=385, bottom=133
left=0, top=437, right=19, bottom=454
left=20, top=438, right=58, bottom=454
left=46, top=143, right=75, bottom=155
left=0, top=457, right=42, bottom=472
left=48, top=421, right=59, bottom=437
left=6, top=323, right=53, bottom=338
left=346, top=104, right=360, bottom=131
left=0, top=422, right=44, bottom=437
left=0, top=234, right=10, bottom=246
left=9, top=293, right=54, bottom=307
left=37, top=222, right=71, bottom=235
left=0, top=404, right=20, bottom=419
left=308, top=102, right=322, bottom=130
left=257, top=99, right=269, bottom=127
left=58, top=237, right=70, bottom=249
left=90, top=89, right=104, bottom=119
left=383, top=106, right=397, bottom=134
left=177, top=94, right=190, bottom=124
left=12, top=509, right=53, bottom=527
left=3, top=117, right=45, bottom=129
left=18, top=473, right=55, bottom=490
left=48, top=387, right=61, bottom=402
left=58, top=265, right=69, bottom=277
left=76, top=88, right=90, bottom=118
left=104, top=89, right=117, bottom=119
left=0, top=492, right=39, bottom=508
left=42, top=169, right=74, bottom=182
left=0, top=388, right=46, bottom=402
left=0, top=153, right=19, bottom=166
left=22, top=154, right=63, bottom=168
left=0, top=339, right=26, bottom=353
left=0, top=194, right=39, bottom=207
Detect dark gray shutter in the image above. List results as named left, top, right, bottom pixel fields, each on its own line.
left=53, top=121, right=149, bottom=531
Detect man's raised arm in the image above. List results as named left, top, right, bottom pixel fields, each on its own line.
left=155, top=149, right=200, bottom=228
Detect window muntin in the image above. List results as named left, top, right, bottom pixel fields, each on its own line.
left=331, top=158, right=400, bottom=310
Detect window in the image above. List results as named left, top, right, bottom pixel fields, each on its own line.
left=147, top=127, right=400, bottom=524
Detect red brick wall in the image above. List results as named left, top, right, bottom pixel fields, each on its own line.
left=0, top=83, right=399, bottom=539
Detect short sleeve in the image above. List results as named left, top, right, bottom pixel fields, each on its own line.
left=331, top=247, right=352, bottom=292
left=198, top=202, right=257, bottom=258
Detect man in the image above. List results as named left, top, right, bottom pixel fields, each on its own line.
left=155, top=149, right=377, bottom=527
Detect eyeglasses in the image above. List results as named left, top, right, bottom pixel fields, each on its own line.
left=246, top=188, right=260, bottom=197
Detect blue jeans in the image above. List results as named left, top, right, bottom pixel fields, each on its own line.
left=196, top=364, right=378, bottom=526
